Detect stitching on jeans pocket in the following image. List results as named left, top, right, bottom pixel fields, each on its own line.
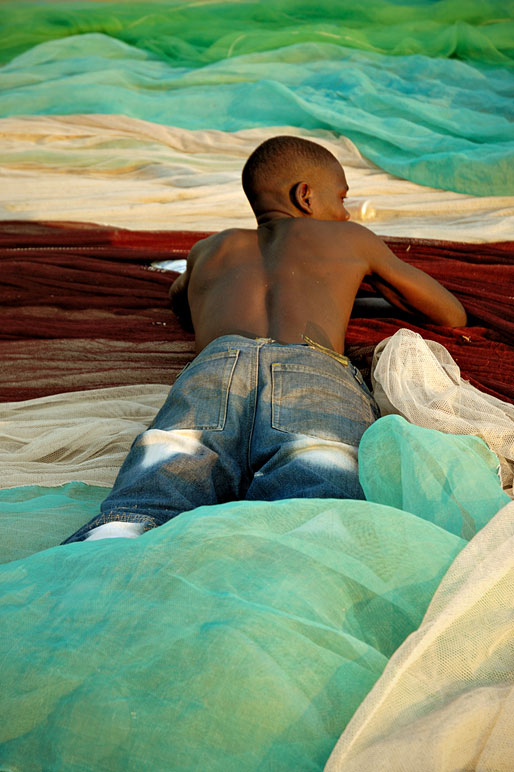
left=157, top=350, right=239, bottom=431
left=271, top=363, right=375, bottom=445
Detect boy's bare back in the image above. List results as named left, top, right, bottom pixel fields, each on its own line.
left=170, top=136, right=466, bottom=352
left=182, top=219, right=377, bottom=354
left=171, top=218, right=466, bottom=355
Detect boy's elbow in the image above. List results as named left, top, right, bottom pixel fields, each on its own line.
left=445, top=305, right=467, bottom=328
left=456, top=308, right=468, bottom=327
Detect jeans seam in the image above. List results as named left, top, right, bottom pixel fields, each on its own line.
left=246, top=343, right=260, bottom=476
left=166, top=350, right=239, bottom=431
left=216, top=350, right=239, bottom=429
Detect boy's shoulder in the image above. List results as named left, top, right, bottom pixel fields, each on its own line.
left=326, top=220, right=377, bottom=239
left=194, top=227, right=256, bottom=249
left=298, top=218, right=383, bottom=248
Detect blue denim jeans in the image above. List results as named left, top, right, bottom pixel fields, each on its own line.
left=62, top=336, right=380, bottom=543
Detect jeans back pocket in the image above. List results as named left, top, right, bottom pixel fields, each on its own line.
left=271, top=363, right=376, bottom=446
left=155, top=350, right=239, bottom=431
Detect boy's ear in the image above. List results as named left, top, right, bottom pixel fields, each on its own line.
left=291, top=182, right=313, bottom=215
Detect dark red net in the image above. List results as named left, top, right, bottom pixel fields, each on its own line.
left=1, top=221, right=512, bottom=403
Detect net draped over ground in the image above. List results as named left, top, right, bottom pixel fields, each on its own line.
left=1, top=33, right=512, bottom=196
left=0, top=417, right=510, bottom=771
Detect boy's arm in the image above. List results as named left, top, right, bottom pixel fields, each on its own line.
left=169, top=270, right=193, bottom=331
left=168, top=246, right=198, bottom=332
left=359, top=228, right=467, bottom=327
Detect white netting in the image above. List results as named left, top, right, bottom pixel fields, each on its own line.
left=0, top=384, right=167, bottom=488
left=371, top=329, right=514, bottom=491
left=2, top=115, right=514, bottom=240
left=325, top=499, right=514, bottom=771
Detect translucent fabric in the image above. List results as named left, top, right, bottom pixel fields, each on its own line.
left=0, top=498, right=469, bottom=770
left=0, top=384, right=169, bottom=490
left=1, top=35, right=512, bottom=196
left=359, top=414, right=510, bottom=540
left=325, top=498, right=514, bottom=772
left=0, top=418, right=509, bottom=769
left=0, top=482, right=107, bottom=564
left=2, top=1, right=513, bottom=69
left=371, top=329, right=514, bottom=491
left=3, top=116, right=514, bottom=240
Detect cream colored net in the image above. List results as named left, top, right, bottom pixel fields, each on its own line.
left=2, top=116, right=514, bottom=241
left=371, top=329, right=514, bottom=493
left=0, top=384, right=167, bottom=489
left=325, top=499, right=514, bottom=771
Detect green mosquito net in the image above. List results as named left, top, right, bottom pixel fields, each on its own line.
left=0, top=416, right=509, bottom=770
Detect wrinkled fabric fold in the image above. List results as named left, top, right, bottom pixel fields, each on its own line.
left=371, top=330, right=514, bottom=490
left=325, top=498, right=514, bottom=772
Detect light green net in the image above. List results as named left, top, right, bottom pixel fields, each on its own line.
left=0, top=482, right=107, bottom=565
left=358, top=414, right=509, bottom=540
left=0, top=33, right=512, bottom=195
left=0, top=417, right=509, bottom=770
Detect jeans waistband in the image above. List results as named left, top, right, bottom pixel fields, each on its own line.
left=200, top=334, right=349, bottom=366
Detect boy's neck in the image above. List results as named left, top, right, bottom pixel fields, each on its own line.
left=256, top=209, right=299, bottom=226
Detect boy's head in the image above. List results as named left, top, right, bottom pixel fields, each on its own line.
left=242, top=135, right=349, bottom=222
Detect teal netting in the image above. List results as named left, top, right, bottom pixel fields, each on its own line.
left=1, top=1, right=513, bottom=69
left=1, top=34, right=512, bottom=196
left=0, top=417, right=509, bottom=770
left=0, top=482, right=107, bottom=565
left=359, top=415, right=509, bottom=540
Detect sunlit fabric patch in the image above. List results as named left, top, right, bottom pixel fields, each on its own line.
left=2, top=117, right=514, bottom=239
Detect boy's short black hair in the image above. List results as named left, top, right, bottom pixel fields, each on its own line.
left=242, top=135, right=339, bottom=206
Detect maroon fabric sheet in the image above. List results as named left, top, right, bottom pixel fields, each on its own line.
left=1, top=221, right=513, bottom=403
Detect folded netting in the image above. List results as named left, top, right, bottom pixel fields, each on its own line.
left=1, top=223, right=513, bottom=404
left=1, top=35, right=512, bottom=195
left=2, top=1, right=512, bottom=69
left=371, top=329, right=514, bottom=490
left=325, top=498, right=514, bottom=772
left=359, top=415, right=510, bottom=540
left=3, top=117, right=514, bottom=241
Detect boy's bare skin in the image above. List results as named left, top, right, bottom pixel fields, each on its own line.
left=62, top=142, right=468, bottom=544
left=170, top=159, right=467, bottom=353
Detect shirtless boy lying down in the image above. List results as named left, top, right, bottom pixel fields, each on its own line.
left=63, top=136, right=466, bottom=543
